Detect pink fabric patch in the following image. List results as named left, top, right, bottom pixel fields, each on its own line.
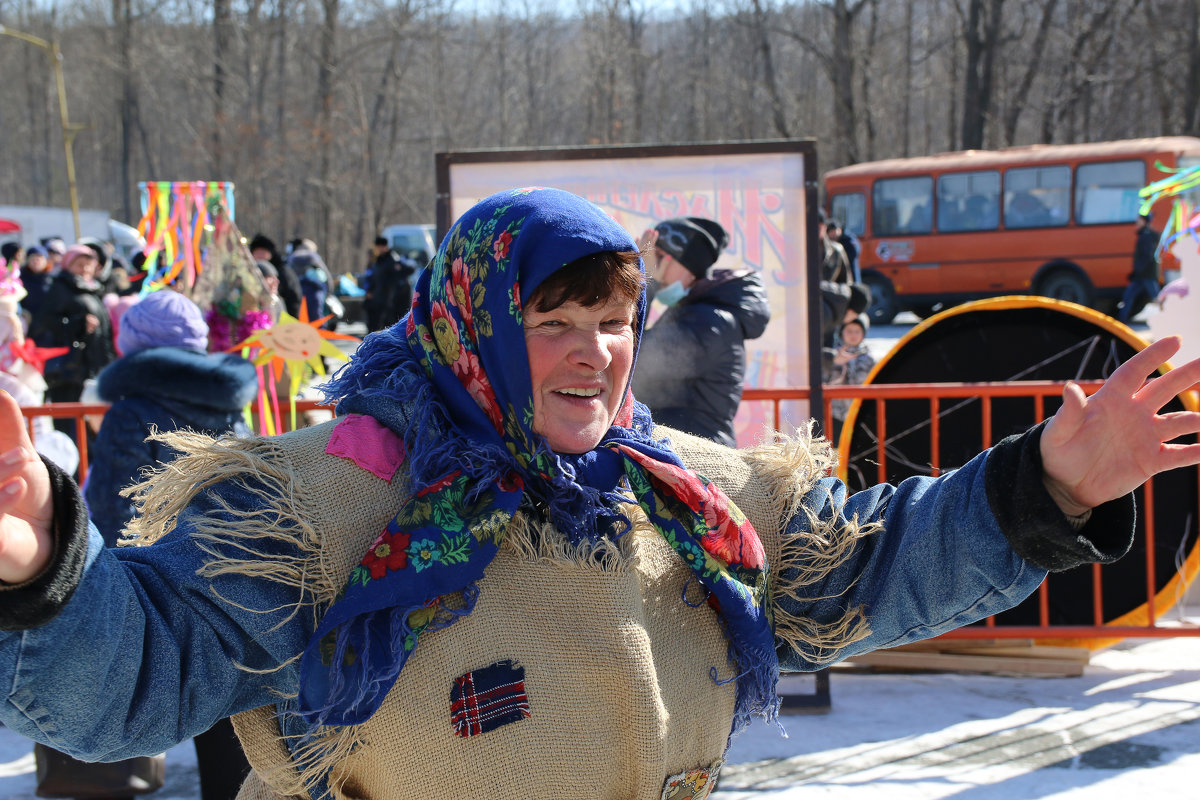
left=325, top=413, right=407, bottom=482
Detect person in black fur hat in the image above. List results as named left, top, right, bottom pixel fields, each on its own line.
left=632, top=217, right=771, bottom=447
left=249, top=233, right=302, bottom=317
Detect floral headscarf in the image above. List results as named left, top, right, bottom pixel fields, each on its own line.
left=302, top=188, right=778, bottom=735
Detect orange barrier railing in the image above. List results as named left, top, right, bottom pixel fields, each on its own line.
left=24, top=386, right=1200, bottom=642
left=743, top=383, right=1200, bottom=642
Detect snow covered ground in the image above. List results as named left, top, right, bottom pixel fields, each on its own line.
left=2, top=625, right=1199, bottom=799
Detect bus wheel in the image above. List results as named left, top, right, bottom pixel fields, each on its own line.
left=1037, top=270, right=1094, bottom=307
left=910, top=303, right=942, bottom=319
left=863, top=273, right=898, bottom=324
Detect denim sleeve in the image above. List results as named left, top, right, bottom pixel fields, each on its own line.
left=775, top=425, right=1134, bottom=672
left=0, top=479, right=310, bottom=762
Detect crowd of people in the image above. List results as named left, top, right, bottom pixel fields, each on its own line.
left=0, top=229, right=360, bottom=800
left=0, top=188, right=1196, bottom=800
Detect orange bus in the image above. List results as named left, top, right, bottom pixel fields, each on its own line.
left=823, top=136, right=1200, bottom=323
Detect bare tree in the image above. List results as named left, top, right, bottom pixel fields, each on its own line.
left=957, top=0, right=1005, bottom=150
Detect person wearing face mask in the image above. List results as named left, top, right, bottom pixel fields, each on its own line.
left=632, top=216, right=770, bottom=447
left=0, top=188, right=1198, bottom=800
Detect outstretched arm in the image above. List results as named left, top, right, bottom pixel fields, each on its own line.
left=0, top=390, right=54, bottom=583
left=1041, top=335, right=1200, bottom=516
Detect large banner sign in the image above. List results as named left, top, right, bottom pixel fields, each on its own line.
left=437, top=142, right=820, bottom=444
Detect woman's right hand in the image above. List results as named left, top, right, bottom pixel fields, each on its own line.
left=0, top=391, right=54, bottom=584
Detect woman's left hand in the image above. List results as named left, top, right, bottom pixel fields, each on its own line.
left=1040, top=335, right=1200, bottom=516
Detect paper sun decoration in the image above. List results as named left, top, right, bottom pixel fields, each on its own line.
left=233, top=300, right=359, bottom=415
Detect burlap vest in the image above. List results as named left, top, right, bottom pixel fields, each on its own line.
left=144, top=420, right=836, bottom=800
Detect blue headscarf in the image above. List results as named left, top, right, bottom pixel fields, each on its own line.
left=302, top=187, right=778, bottom=734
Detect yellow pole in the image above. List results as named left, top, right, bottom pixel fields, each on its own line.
left=0, top=25, right=83, bottom=240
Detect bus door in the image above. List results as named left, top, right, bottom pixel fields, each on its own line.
left=867, top=175, right=940, bottom=300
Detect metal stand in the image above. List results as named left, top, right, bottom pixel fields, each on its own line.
left=778, top=668, right=832, bottom=714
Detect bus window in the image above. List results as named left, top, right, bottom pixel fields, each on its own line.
left=1075, top=160, right=1146, bottom=225
left=831, top=192, right=866, bottom=237
left=1180, top=157, right=1200, bottom=209
left=937, top=170, right=1000, bottom=232
left=873, top=176, right=933, bottom=236
left=1004, top=165, right=1070, bottom=229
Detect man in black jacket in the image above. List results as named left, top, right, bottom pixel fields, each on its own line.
left=1118, top=213, right=1161, bottom=323
left=632, top=216, right=771, bottom=447
left=363, top=236, right=415, bottom=331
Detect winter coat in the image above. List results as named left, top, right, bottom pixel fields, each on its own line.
left=823, top=343, right=875, bottom=421
left=29, top=271, right=116, bottom=395
left=363, top=251, right=416, bottom=328
left=0, top=417, right=1133, bottom=799
left=633, top=268, right=771, bottom=447
left=1131, top=225, right=1160, bottom=282
left=19, top=269, right=54, bottom=320
left=84, top=346, right=259, bottom=546
left=821, top=239, right=851, bottom=284
left=289, top=251, right=331, bottom=320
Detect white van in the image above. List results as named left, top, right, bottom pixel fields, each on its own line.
left=380, top=223, right=436, bottom=265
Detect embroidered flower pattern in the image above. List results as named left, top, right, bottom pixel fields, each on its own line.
left=617, top=444, right=767, bottom=609
left=359, top=530, right=410, bottom=580
left=409, top=538, right=442, bottom=571
left=493, top=229, right=513, bottom=261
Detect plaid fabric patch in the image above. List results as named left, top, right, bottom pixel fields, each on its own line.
left=450, top=660, right=531, bottom=737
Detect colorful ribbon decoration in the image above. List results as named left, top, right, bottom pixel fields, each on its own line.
left=135, top=181, right=236, bottom=295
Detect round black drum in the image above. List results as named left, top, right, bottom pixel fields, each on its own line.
left=840, top=297, right=1199, bottom=631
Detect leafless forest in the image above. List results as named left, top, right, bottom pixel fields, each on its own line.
left=1, top=0, right=1196, bottom=274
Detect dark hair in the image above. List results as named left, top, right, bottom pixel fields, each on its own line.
left=847, top=282, right=872, bottom=314
left=826, top=218, right=842, bottom=231
left=528, top=250, right=644, bottom=313
left=374, top=236, right=389, bottom=248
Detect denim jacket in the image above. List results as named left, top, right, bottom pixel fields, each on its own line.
left=0, top=423, right=1133, bottom=780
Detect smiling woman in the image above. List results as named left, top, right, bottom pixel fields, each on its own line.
left=524, top=250, right=642, bottom=453
left=0, top=188, right=1196, bottom=800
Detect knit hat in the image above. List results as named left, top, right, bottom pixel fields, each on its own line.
left=255, top=259, right=278, bottom=279
left=847, top=282, right=872, bottom=315
left=41, top=237, right=66, bottom=255
left=117, top=290, right=209, bottom=356
left=653, top=217, right=729, bottom=279
left=77, top=237, right=110, bottom=271
left=25, top=245, right=47, bottom=259
left=61, top=244, right=98, bottom=273
left=840, top=314, right=869, bottom=336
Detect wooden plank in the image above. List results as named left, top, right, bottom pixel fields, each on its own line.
left=844, top=650, right=1086, bottom=677
left=881, top=640, right=1092, bottom=663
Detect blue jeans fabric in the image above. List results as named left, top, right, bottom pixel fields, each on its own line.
left=1118, top=277, right=1159, bottom=322
left=0, top=447, right=1052, bottom=762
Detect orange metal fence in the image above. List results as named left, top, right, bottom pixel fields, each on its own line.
left=23, top=384, right=1200, bottom=643
left=743, top=382, right=1200, bottom=642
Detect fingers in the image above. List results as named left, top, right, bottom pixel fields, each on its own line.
left=1155, top=410, right=1200, bottom=442
left=1045, top=381, right=1088, bottom=444
left=0, top=391, right=32, bottom=455
left=1137, top=354, right=1200, bottom=410
left=1157, top=441, right=1200, bottom=473
left=636, top=229, right=658, bottom=253
left=1105, top=336, right=1182, bottom=398
left=0, top=473, right=27, bottom=514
